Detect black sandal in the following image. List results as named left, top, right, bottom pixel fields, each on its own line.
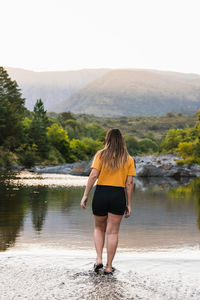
left=104, top=266, right=115, bottom=275
left=94, top=263, right=103, bottom=272
left=104, top=270, right=113, bottom=275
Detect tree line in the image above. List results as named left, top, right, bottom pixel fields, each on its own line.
left=0, top=66, right=199, bottom=168
left=161, top=109, right=200, bottom=165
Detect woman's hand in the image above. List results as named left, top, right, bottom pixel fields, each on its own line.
left=80, top=195, right=88, bottom=209
left=124, top=205, right=131, bottom=218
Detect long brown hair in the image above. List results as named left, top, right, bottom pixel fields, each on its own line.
left=98, top=128, right=129, bottom=171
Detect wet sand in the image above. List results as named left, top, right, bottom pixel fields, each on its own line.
left=1, top=247, right=200, bottom=300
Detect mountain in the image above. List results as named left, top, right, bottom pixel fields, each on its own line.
left=58, top=69, right=200, bottom=116
left=4, top=67, right=109, bottom=111
left=4, top=67, right=200, bottom=116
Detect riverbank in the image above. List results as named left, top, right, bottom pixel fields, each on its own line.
left=1, top=154, right=200, bottom=177
left=1, top=247, right=200, bottom=300
left=1, top=171, right=196, bottom=190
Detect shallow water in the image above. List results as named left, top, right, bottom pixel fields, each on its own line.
left=0, top=171, right=200, bottom=252
left=1, top=249, right=200, bottom=300
left=1, top=171, right=200, bottom=299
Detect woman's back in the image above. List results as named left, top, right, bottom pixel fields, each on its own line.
left=91, top=152, right=136, bottom=187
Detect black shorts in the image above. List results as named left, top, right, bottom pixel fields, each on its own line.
left=92, top=185, right=127, bottom=216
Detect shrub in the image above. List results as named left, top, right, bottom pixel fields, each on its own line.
left=42, top=147, right=65, bottom=165
left=19, top=151, right=37, bottom=168
left=138, top=138, right=159, bottom=153
left=47, top=123, right=70, bottom=161
left=176, top=159, right=185, bottom=166
left=70, top=139, right=88, bottom=161
left=81, top=137, right=103, bottom=157
left=0, top=149, right=18, bottom=167
left=124, top=135, right=139, bottom=155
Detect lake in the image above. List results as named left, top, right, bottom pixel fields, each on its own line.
left=0, top=171, right=200, bottom=252
left=1, top=171, right=200, bottom=299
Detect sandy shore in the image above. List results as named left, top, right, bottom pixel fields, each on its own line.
left=1, top=248, right=200, bottom=300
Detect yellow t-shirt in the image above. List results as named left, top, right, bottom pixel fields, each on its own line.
left=90, top=152, right=136, bottom=187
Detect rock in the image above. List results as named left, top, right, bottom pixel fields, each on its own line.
left=0, top=165, right=24, bottom=171
left=70, top=160, right=92, bottom=176
left=9, top=164, right=24, bottom=171
left=28, top=154, right=200, bottom=178
left=31, top=159, right=93, bottom=176
left=136, top=164, right=197, bottom=178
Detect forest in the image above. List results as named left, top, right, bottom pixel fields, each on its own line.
left=0, top=66, right=199, bottom=168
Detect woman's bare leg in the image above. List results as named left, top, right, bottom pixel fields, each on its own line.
left=93, top=215, right=107, bottom=264
left=105, top=213, right=123, bottom=271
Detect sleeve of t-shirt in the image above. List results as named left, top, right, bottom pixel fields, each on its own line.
left=127, top=157, right=136, bottom=176
left=90, top=152, right=102, bottom=171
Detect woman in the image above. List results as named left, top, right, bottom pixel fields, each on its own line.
left=80, top=128, right=136, bottom=275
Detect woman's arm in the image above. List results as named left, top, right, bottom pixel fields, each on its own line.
left=124, top=175, right=134, bottom=218
left=80, top=168, right=100, bottom=208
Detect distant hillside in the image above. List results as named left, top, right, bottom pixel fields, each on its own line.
left=4, top=67, right=109, bottom=111
left=58, top=69, right=200, bottom=116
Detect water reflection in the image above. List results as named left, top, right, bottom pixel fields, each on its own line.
left=167, top=178, right=200, bottom=231
left=0, top=171, right=200, bottom=252
left=30, top=187, right=48, bottom=233
left=0, top=173, right=25, bottom=251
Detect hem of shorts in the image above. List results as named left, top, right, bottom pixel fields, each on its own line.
left=108, top=210, right=125, bottom=216
left=93, top=211, right=125, bottom=216
left=93, top=212, right=108, bottom=216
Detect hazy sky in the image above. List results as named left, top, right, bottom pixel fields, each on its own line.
left=1, top=0, right=200, bottom=74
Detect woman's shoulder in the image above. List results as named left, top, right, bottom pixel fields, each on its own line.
left=94, top=149, right=104, bottom=159
left=128, top=155, right=133, bottom=162
left=127, top=155, right=135, bottom=166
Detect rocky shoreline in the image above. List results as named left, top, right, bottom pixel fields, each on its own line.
left=1, top=154, right=200, bottom=178
left=28, top=154, right=200, bottom=177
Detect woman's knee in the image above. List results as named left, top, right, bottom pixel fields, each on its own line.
left=106, top=227, right=119, bottom=235
left=106, top=213, right=122, bottom=235
left=94, top=216, right=107, bottom=231
left=95, top=224, right=106, bottom=233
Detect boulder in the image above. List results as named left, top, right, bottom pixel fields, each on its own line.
left=32, top=159, right=93, bottom=176
left=29, top=154, right=200, bottom=178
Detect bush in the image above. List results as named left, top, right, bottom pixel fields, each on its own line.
left=0, top=149, right=18, bottom=167
left=81, top=137, right=103, bottom=157
left=166, top=112, right=175, bottom=118
left=183, top=156, right=196, bottom=165
left=138, top=138, right=159, bottom=153
left=176, top=141, right=194, bottom=158
left=70, top=139, right=87, bottom=161
left=47, top=123, right=70, bottom=161
left=42, top=147, right=65, bottom=165
left=176, top=159, right=185, bottom=166
left=19, top=151, right=37, bottom=168
left=124, top=135, right=139, bottom=155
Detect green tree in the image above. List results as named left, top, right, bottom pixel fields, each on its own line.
left=85, top=123, right=106, bottom=141
left=139, top=138, right=159, bottom=153
left=47, top=123, right=70, bottom=161
left=124, top=135, right=139, bottom=155
left=161, top=108, right=200, bottom=165
left=0, top=66, right=26, bottom=149
left=58, top=111, right=75, bottom=127
left=81, top=137, right=103, bottom=157
left=65, top=119, right=84, bottom=139
left=70, top=139, right=87, bottom=161
left=161, top=128, right=186, bottom=152
left=30, top=99, right=50, bottom=158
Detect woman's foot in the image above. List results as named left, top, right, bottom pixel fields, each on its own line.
left=94, top=263, right=103, bottom=272
left=104, top=264, right=114, bottom=275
